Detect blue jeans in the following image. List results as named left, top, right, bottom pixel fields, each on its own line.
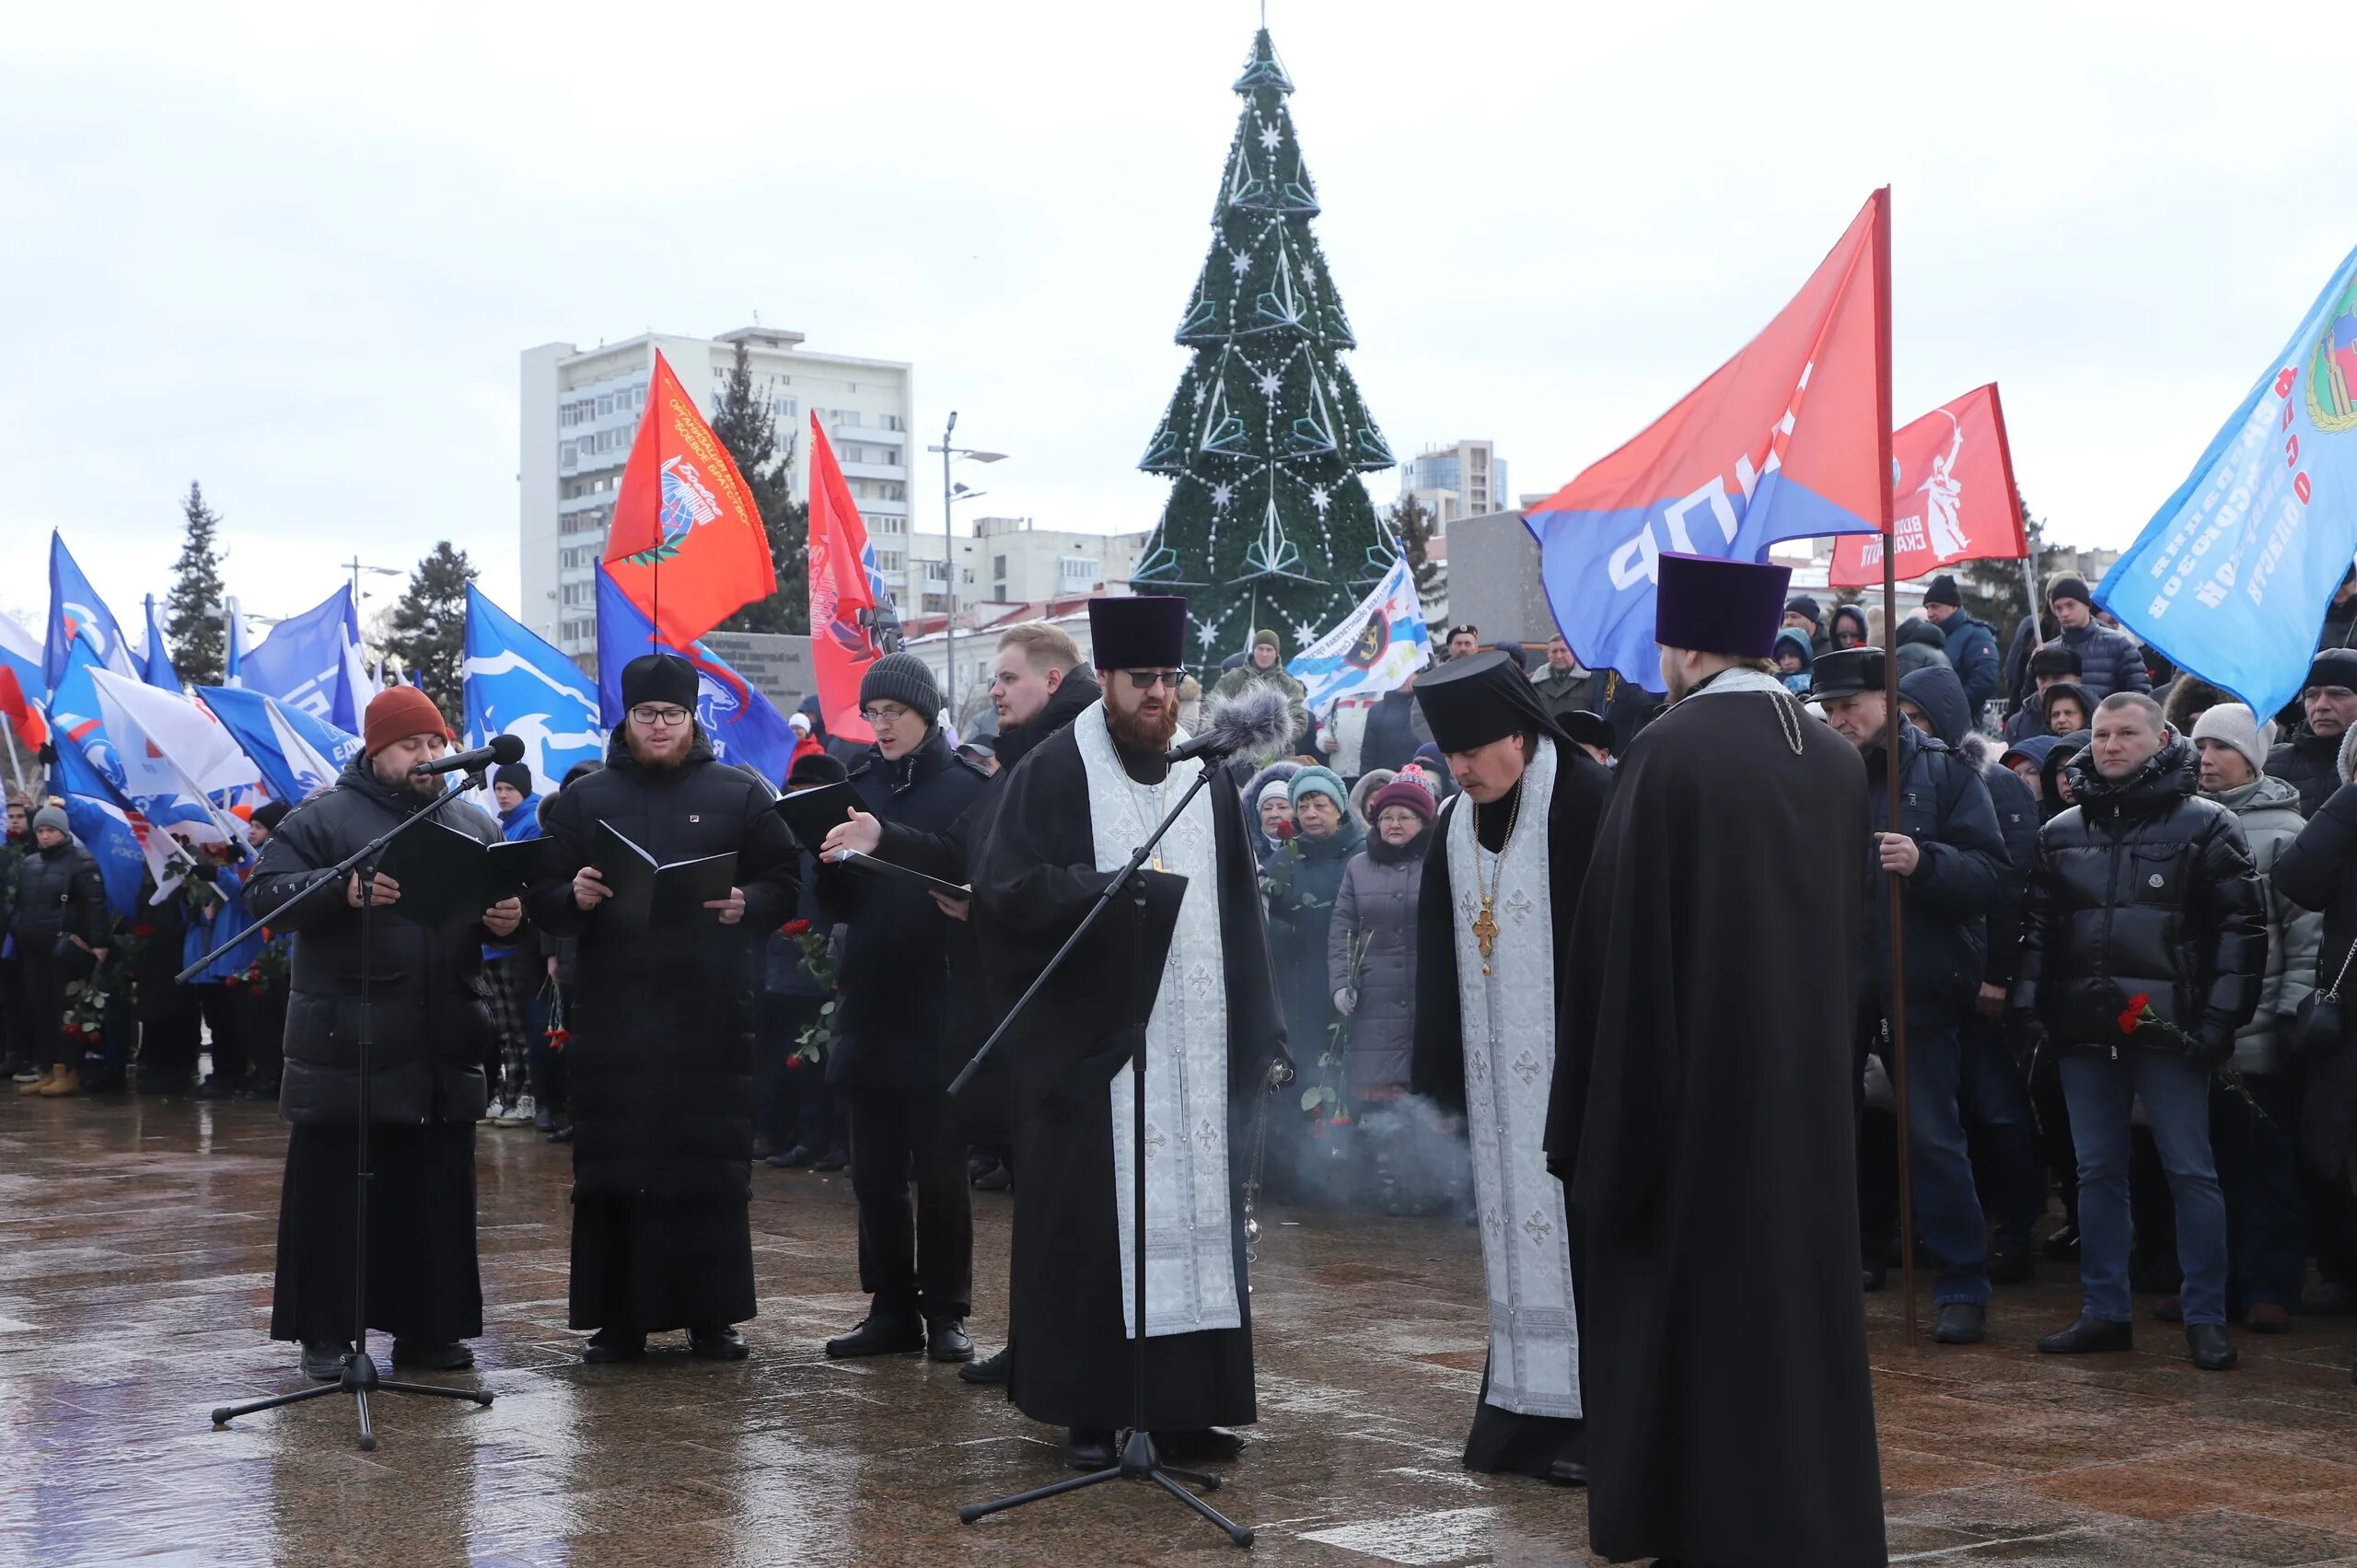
left=1959, top=1016, right=2041, bottom=1248
left=2059, top=1050, right=2228, bottom=1325
left=1902, top=1025, right=1992, bottom=1307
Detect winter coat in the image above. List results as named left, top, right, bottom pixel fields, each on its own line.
left=760, top=846, right=832, bottom=999
left=1938, top=612, right=2003, bottom=717
left=11, top=836, right=107, bottom=952
left=1893, top=620, right=1953, bottom=681
left=528, top=727, right=800, bottom=1197
left=1264, top=819, right=1364, bottom=1074
left=1528, top=668, right=1596, bottom=723
left=2049, top=621, right=2150, bottom=703
left=2268, top=723, right=2342, bottom=819
left=1326, top=832, right=1423, bottom=1095
left=1772, top=629, right=1815, bottom=695
left=245, top=759, right=509, bottom=1126
left=817, top=727, right=987, bottom=1093
left=1830, top=604, right=1871, bottom=651
left=2204, top=774, right=2320, bottom=1074
left=1210, top=660, right=1311, bottom=759
left=1359, top=690, right=1432, bottom=774
left=1902, top=665, right=2038, bottom=990
left=1859, top=703, right=2006, bottom=1027
left=2011, top=739, right=2266, bottom=1063
left=2270, top=738, right=2357, bottom=1055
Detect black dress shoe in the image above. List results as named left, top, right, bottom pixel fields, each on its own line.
left=810, top=1147, right=848, bottom=1173
left=2041, top=1223, right=2082, bottom=1261
left=547, top=1126, right=574, bottom=1144
left=1064, top=1428, right=1117, bottom=1470
left=1545, top=1457, right=1588, bottom=1485
left=191, top=1078, right=235, bottom=1101
left=825, top=1313, right=924, bottom=1358
left=926, top=1316, right=974, bottom=1362
left=959, top=1344, right=1012, bottom=1384
left=1155, top=1427, right=1246, bottom=1462
left=2038, top=1315, right=2132, bottom=1354
left=582, top=1328, right=646, bottom=1364
left=1988, top=1238, right=2036, bottom=1284
left=768, top=1144, right=813, bottom=1168
left=1933, top=1303, right=1987, bottom=1345
left=689, top=1326, right=749, bottom=1361
left=2187, top=1323, right=2237, bottom=1371
left=391, top=1340, right=475, bottom=1370
left=301, top=1341, right=353, bottom=1380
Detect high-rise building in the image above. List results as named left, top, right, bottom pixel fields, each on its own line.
left=519, top=326, right=913, bottom=660
left=907, top=517, right=1153, bottom=619
left=1399, top=439, right=1509, bottom=528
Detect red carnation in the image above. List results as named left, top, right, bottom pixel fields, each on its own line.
left=786, top=1054, right=805, bottom=1073
left=132, top=923, right=155, bottom=939
left=2118, top=992, right=2152, bottom=1037
left=782, top=918, right=812, bottom=937
left=63, top=1022, right=80, bottom=1040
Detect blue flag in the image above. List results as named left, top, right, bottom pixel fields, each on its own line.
left=2097, top=247, right=2357, bottom=718
left=464, top=586, right=605, bottom=792
left=595, top=565, right=794, bottom=788
left=239, top=586, right=368, bottom=732
left=50, top=642, right=220, bottom=852
left=44, top=532, right=137, bottom=693
left=199, top=685, right=358, bottom=804
left=225, top=598, right=251, bottom=685
left=1286, top=553, right=1432, bottom=714
left=140, top=595, right=182, bottom=692
left=47, top=732, right=151, bottom=918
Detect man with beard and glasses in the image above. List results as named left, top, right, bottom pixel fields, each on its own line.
left=246, top=685, right=522, bottom=1380
left=972, top=596, right=1285, bottom=1473
left=823, top=620, right=1103, bottom=1387
left=528, top=653, right=799, bottom=1365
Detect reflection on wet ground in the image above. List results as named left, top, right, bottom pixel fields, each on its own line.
left=2, top=1097, right=2354, bottom=1565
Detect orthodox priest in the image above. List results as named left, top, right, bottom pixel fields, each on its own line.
left=528, top=654, right=800, bottom=1364
left=1409, top=651, right=1612, bottom=1481
left=1548, top=552, right=1886, bottom=1567
left=973, top=595, right=1286, bottom=1473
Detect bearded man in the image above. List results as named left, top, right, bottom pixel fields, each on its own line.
left=528, top=653, right=799, bottom=1365
left=1409, top=650, right=1612, bottom=1482
left=1548, top=552, right=1887, bottom=1566
left=973, top=595, right=1284, bottom=1472
left=247, top=685, right=523, bottom=1379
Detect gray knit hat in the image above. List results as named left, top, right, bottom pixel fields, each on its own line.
left=2191, top=703, right=2273, bottom=780
left=31, top=805, right=69, bottom=836
left=859, top=653, right=940, bottom=725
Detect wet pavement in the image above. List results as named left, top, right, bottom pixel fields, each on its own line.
left=3, top=1096, right=2355, bottom=1567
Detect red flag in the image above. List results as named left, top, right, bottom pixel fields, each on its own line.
left=806, top=415, right=883, bottom=745
left=1829, top=384, right=2027, bottom=587
left=0, top=667, right=48, bottom=752
left=602, top=350, right=776, bottom=645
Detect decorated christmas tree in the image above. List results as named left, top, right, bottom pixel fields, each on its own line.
left=1132, top=29, right=1396, bottom=660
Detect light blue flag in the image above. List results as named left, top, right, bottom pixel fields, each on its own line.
left=595, top=565, right=794, bottom=789
left=463, top=586, right=605, bottom=792
left=224, top=598, right=251, bottom=686
left=44, top=532, right=137, bottom=693
left=47, top=733, right=151, bottom=918
left=1286, top=553, right=1433, bottom=714
left=239, top=586, right=367, bottom=732
left=140, top=595, right=181, bottom=692
left=2097, top=247, right=2357, bottom=717
left=198, top=685, right=357, bottom=804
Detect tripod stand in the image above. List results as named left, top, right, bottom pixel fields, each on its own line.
left=192, top=771, right=500, bottom=1451
left=951, top=757, right=1254, bottom=1549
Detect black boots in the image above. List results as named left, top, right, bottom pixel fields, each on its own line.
left=825, top=1312, right=924, bottom=1358
left=391, top=1340, right=474, bottom=1370
left=1933, top=1303, right=1987, bottom=1345
left=925, top=1316, right=974, bottom=1363
left=582, top=1328, right=646, bottom=1364
left=959, top=1344, right=1012, bottom=1385
left=2186, top=1323, right=2236, bottom=1371
left=688, top=1326, right=749, bottom=1361
left=2038, top=1315, right=2132, bottom=1354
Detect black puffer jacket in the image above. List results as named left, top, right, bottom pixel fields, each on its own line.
left=245, top=761, right=507, bottom=1125
left=819, top=726, right=986, bottom=1093
left=2267, top=723, right=2342, bottom=819
left=2011, top=739, right=2266, bottom=1062
left=1901, top=664, right=2039, bottom=989
left=11, top=836, right=108, bottom=950
left=1859, top=697, right=2005, bottom=1026
left=528, top=727, right=800, bottom=1197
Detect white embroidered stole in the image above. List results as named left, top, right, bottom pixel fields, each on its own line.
left=1074, top=702, right=1240, bottom=1339
left=1446, top=735, right=1582, bottom=1418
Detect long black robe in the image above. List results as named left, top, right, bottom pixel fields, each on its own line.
left=1409, top=737, right=1611, bottom=1477
left=1547, top=677, right=1886, bottom=1567
left=973, top=714, right=1284, bottom=1433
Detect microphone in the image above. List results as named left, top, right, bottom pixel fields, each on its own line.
left=412, top=733, right=527, bottom=778
left=1166, top=682, right=1296, bottom=764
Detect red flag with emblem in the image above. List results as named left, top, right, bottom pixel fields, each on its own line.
left=806, top=415, right=882, bottom=745
left=1829, top=384, right=2026, bottom=587
left=602, top=350, right=776, bottom=645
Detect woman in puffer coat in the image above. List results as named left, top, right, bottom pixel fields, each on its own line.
left=1328, top=779, right=1434, bottom=1098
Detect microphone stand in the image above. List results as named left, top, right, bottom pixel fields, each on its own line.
left=953, top=749, right=1255, bottom=1550
left=202, top=770, right=500, bottom=1451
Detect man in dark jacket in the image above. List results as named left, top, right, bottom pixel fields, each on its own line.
left=246, top=686, right=522, bottom=1379
left=10, top=805, right=109, bottom=1098
left=1815, top=650, right=2006, bottom=1343
left=2012, top=693, right=2265, bottom=1370
left=1527, top=634, right=1594, bottom=723
left=1359, top=674, right=1434, bottom=774
left=529, top=654, right=799, bottom=1365
left=1922, top=574, right=2002, bottom=718
left=2043, top=575, right=2149, bottom=703
left=2266, top=648, right=2357, bottom=817
left=1783, top=594, right=1830, bottom=656
left=815, top=653, right=986, bottom=1365
left=1901, top=665, right=2045, bottom=1282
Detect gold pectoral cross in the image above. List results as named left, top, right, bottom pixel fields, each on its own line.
left=1472, top=900, right=1500, bottom=975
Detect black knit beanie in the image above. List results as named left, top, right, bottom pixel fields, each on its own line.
left=859, top=653, right=940, bottom=724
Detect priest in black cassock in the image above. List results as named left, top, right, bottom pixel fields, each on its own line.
left=1547, top=552, right=1887, bottom=1567
left=972, top=595, right=1286, bottom=1473
left=1408, top=651, right=1612, bottom=1482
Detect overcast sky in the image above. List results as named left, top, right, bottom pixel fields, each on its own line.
left=5, top=0, right=2352, bottom=633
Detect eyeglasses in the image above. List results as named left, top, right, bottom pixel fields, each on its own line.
left=861, top=703, right=913, bottom=725
left=1122, top=670, right=1187, bottom=691
left=629, top=705, right=691, bottom=726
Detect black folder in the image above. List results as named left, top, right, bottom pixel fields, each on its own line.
left=773, top=781, right=863, bottom=852
left=826, top=850, right=970, bottom=901
left=484, top=836, right=563, bottom=898
left=593, top=822, right=739, bottom=927
left=372, top=818, right=502, bottom=930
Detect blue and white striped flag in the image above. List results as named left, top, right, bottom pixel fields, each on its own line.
left=1285, top=554, right=1432, bottom=715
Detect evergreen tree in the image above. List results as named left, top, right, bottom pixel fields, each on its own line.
left=1388, top=493, right=1447, bottom=621
left=1132, top=29, right=1395, bottom=661
left=710, top=340, right=810, bottom=635
left=385, top=542, right=477, bottom=719
left=165, top=482, right=227, bottom=686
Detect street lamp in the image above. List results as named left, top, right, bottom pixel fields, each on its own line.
left=926, top=411, right=1008, bottom=721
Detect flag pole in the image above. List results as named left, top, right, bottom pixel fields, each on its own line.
left=1871, top=186, right=1919, bottom=1348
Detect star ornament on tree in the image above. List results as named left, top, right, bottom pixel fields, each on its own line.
left=1210, top=481, right=1235, bottom=509
left=1258, top=122, right=1282, bottom=153
left=1257, top=370, right=1283, bottom=398
left=1308, top=483, right=1331, bottom=515
left=1229, top=249, right=1252, bottom=277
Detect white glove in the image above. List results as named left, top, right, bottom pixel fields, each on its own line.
left=1334, top=988, right=1357, bottom=1015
